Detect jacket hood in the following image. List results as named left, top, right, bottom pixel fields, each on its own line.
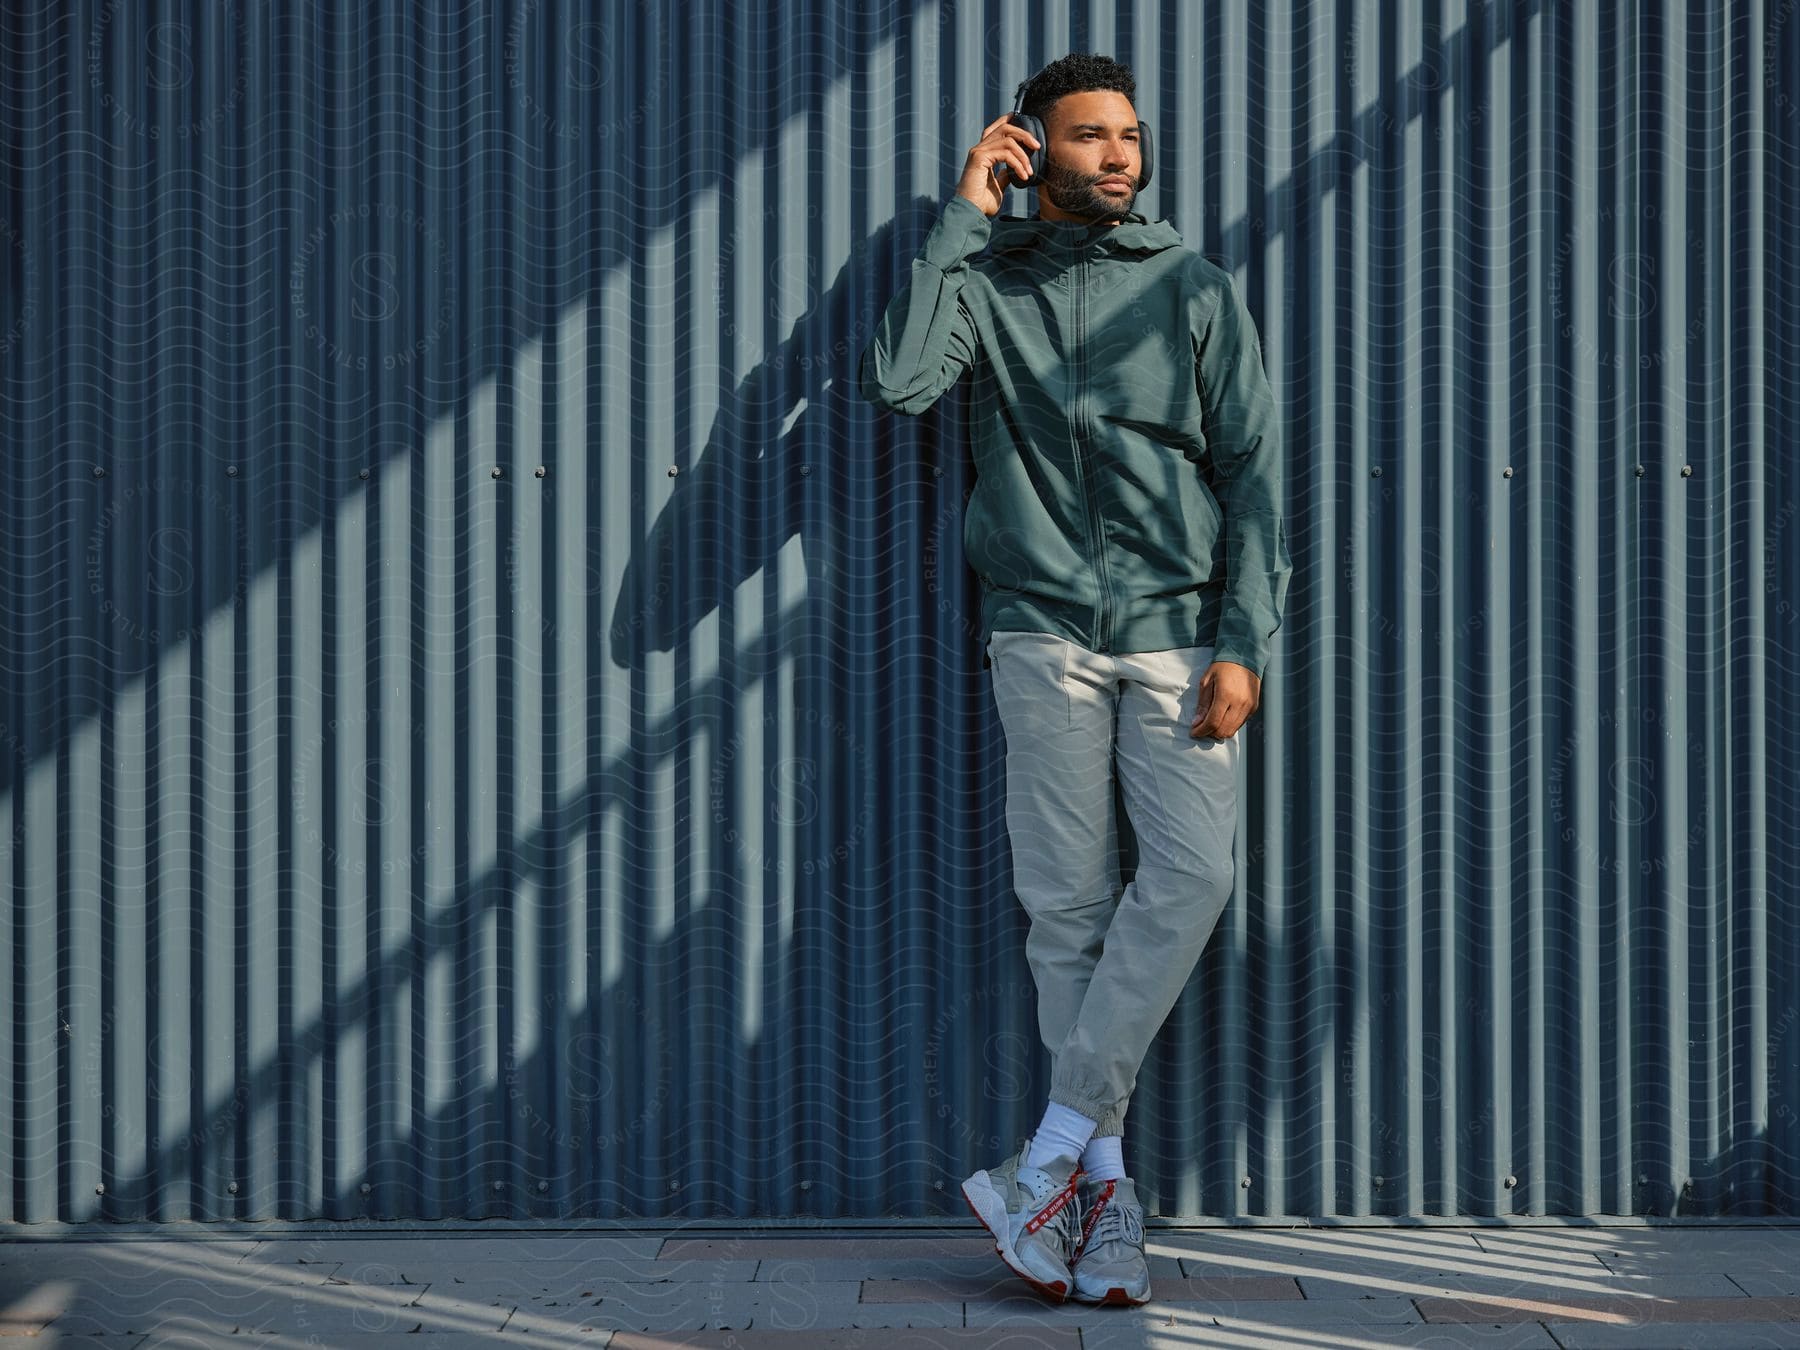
left=985, top=208, right=1185, bottom=256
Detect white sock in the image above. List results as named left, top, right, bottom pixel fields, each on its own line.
left=1080, top=1134, right=1126, bottom=1182
left=1024, top=1100, right=1098, bottom=1170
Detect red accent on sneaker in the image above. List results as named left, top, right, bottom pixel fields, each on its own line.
left=1074, top=1178, right=1116, bottom=1259
left=1022, top=1167, right=1084, bottom=1237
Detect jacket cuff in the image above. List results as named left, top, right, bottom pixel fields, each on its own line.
left=1211, top=645, right=1267, bottom=682
left=1210, top=620, right=1271, bottom=681
left=920, top=193, right=993, bottom=270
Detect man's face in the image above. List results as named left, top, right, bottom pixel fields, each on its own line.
left=1035, top=89, right=1143, bottom=223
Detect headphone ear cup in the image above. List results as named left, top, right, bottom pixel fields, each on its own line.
left=1137, top=122, right=1154, bottom=189
left=1008, top=112, right=1047, bottom=184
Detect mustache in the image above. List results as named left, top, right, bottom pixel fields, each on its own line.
left=1055, top=161, right=1139, bottom=192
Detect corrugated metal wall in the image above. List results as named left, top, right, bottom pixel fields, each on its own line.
left=1, top=0, right=1791, bottom=1223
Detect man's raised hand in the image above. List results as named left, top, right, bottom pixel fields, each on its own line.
left=955, top=115, right=1040, bottom=217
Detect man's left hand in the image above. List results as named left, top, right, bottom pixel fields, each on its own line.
left=1190, top=661, right=1261, bottom=739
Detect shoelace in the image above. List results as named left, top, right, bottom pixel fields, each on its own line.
left=1075, top=1180, right=1145, bottom=1257
left=1022, top=1168, right=1083, bottom=1253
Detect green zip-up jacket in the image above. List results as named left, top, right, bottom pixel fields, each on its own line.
left=859, top=192, right=1292, bottom=680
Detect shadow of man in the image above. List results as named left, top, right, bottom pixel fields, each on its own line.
left=607, top=195, right=956, bottom=672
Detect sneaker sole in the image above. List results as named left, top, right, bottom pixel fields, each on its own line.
left=960, top=1170, right=1070, bottom=1302
left=1071, top=1282, right=1151, bottom=1306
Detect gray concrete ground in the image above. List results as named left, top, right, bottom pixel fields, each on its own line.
left=4, top=1222, right=1800, bottom=1348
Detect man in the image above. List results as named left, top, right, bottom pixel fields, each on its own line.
left=859, top=53, right=1291, bottom=1305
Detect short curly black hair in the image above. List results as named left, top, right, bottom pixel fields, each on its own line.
left=1017, top=52, right=1137, bottom=126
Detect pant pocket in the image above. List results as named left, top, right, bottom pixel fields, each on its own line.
left=987, top=632, right=1071, bottom=731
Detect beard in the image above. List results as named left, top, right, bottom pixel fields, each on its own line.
left=1037, top=154, right=1139, bottom=221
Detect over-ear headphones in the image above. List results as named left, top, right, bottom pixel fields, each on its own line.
left=1006, top=71, right=1155, bottom=190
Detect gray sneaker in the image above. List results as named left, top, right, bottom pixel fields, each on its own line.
left=960, top=1138, right=1086, bottom=1301
left=1070, top=1175, right=1152, bottom=1305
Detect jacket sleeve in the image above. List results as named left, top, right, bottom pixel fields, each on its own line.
left=858, top=194, right=990, bottom=415
left=1196, top=273, right=1293, bottom=682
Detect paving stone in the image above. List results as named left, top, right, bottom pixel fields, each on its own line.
left=1594, top=1238, right=1800, bottom=1276
left=55, top=1324, right=243, bottom=1349
left=1398, top=1330, right=1561, bottom=1349
left=1284, top=1231, right=1603, bottom=1258
left=407, top=1282, right=595, bottom=1321
left=3, top=1244, right=329, bottom=1285
left=1082, top=1319, right=1560, bottom=1349
left=238, top=1235, right=663, bottom=1264
left=1731, top=1273, right=1800, bottom=1297
left=0, top=1275, right=80, bottom=1336
left=476, top=1305, right=617, bottom=1340
left=657, top=1237, right=994, bottom=1261
left=26, top=1274, right=426, bottom=1320
left=405, top=1282, right=595, bottom=1320
left=832, top=1303, right=965, bottom=1329
left=959, top=1299, right=1130, bottom=1330
left=1, top=1257, right=338, bottom=1298
left=1156, top=1229, right=1489, bottom=1260
left=1204, top=1297, right=1431, bottom=1327
left=860, top=1272, right=1038, bottom=1302
left=1177, top=1250, right=1615, bottom=1281
left=607, top=1333, right=1079, bottom=1349
left=1469, top=1230, right=1626, bottom=1245
left=746, top=1254, right=1093, bottom=1283
left=1068, top=1323, right=1238, bottom=1350
left=504, top=1300, right=964, bottom=1337
left=38, top=1281, right=465, bottom=1338
left=133, top=1338, right=541, bottom=1350
left=1543, top=1322, right=1800, bottom=1349
left=335, top=1256, right=758, bottom=1286
left=1474, top=1228, right=1800, bottom=1274
left=1475, top=1228, right=1800, bottom=1247
left=1418, top=1292, right=1800, bottom=1324
left=864, top=1272, right=1298, bottom=1305
left=483, top=1279, right=868, bottom=1333
left=1160, top=1231, right=1576, bottom=1287
left=1298, top=1270, right=1747, bottom=1300
left=0, top=1240, right=261, bottom=1260
left=1049, top=1301, right=1426, bottom=1337
left=960, top=1293, right=1420, bottom=1331
left=65, top=1252, right=348, bottom=1286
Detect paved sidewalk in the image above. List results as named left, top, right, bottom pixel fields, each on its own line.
left=4, top=1222, right=1800, bottom=1348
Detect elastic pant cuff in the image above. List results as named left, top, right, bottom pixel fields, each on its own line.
left=1048, top=1083, right=1125, bottom=1133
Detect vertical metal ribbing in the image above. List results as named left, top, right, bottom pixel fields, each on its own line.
left=1478, top=0, right=1513, bottom=1220
left=1735, top=0, right=1774, bottom=1218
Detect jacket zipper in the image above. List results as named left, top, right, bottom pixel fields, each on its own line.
left=1068, top=244, right=1113, bottom=651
